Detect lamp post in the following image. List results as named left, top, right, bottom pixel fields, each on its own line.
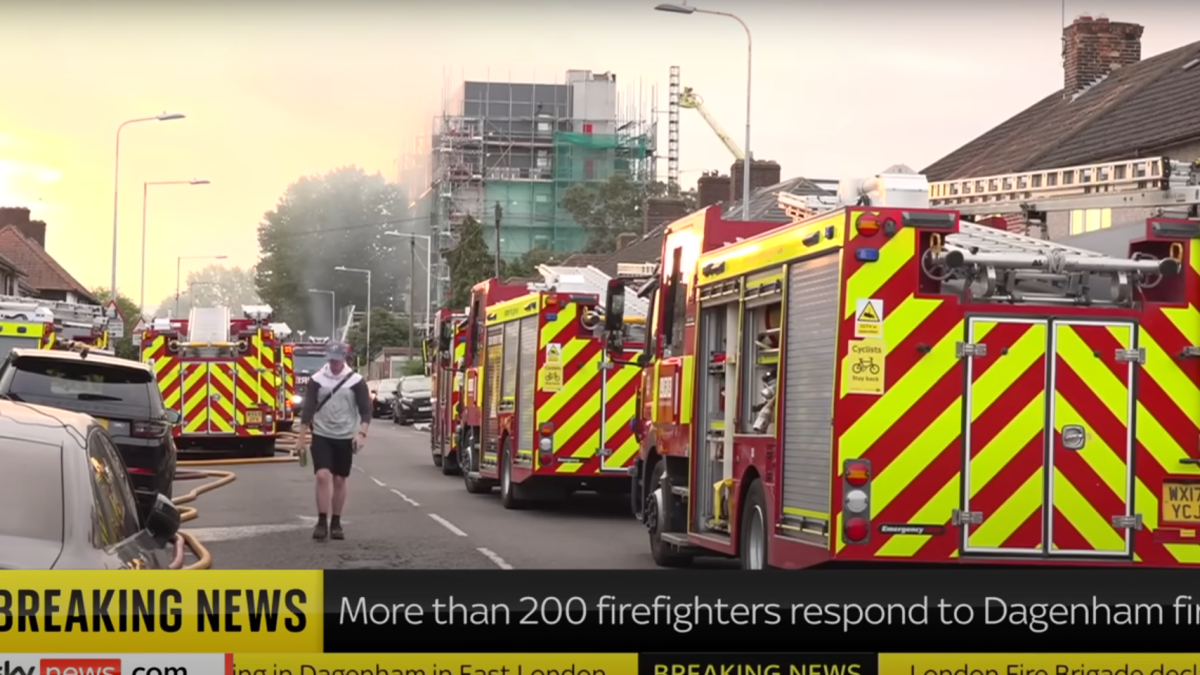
left=383, top=231, right=433, bottom=339
left=307, top=289, right=336, bottom=339
left=655, top=3, right=753, bottom=220
left=334, top=266, right=372, bottom=366
left=175, top=254, right=227, bottom=317
left=111, top=112, right=186, bottom=301
left=142, top=179, right=210, bottom=313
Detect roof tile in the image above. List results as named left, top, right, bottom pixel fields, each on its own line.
left=0, top=226, right=97, bottom=302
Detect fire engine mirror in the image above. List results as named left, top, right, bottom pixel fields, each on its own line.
left=1061, top=425, right=1086, bottom=450
left=604, top=282, right=625, bottom=333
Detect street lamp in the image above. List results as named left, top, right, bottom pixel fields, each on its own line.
left=334, top=266, right=372, bottom=366
left=308, top=289, right=336, bottom=340
left=111, top=112, right=186, bottom=301
left=655, top=3, right=753, bottom=221
left=142, top=178, right=210, bottom=313
left=383, top=231, right=433, bottom=342
left=176, top=254, right=227, bottom=317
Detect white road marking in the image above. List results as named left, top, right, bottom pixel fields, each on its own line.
left=186, top=516, right=347, bottom=542
left=428, top=513, right=468, bottom=536
left=477, top=547, right=513, bottom=569
left=390, top=488, right=420, bottom=507
left=370, top=476, right=386, bottom=487
left=353, top=465, right=366, bottom=474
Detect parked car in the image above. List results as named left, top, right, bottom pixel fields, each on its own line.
left=0, top=400, right=181, bottom=569
left=392, top=375, right=432, bottom=425
left=0, top=348, right=181, bottom=522
left=372, top=378, right=400, bottom=418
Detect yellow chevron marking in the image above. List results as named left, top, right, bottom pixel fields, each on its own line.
left=540, top=303, right=578, bottom=348
left=839, top=295, right=942, bottom=399
left=961, top=395, right=1046, bottom=549
left=538, top=340, right=594, bottom=416
left=842, top=227, right=915, bottom=319
left=554, top=355, right=605, bottom=460
left=1052, top=466, right=1126, bottom=552
left=182, top=365, right=209, bottom=433
left=839, top=321, right=973, bottom=464
left=968, top=468, right=1043, bottom=549
left=1156, top=302, right=1200, bottom=418
left=556, top=461, right=583, bottom=474
left=570, top=365, right=641, bottom=465
left=160, top=363, right=182, bottom=409
left=209, top=364, right=236, bottom=433
left=1165, top=543, right=1200, bottom=564
left=1131, top=328, right=1200, bottom=475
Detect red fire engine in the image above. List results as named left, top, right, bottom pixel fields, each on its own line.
left=430, top=307, right=468, bottom=475
left=607, top=157, right=1199, bottom=569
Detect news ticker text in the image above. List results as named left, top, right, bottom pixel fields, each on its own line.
left=4, top=570, right=1200, bottom=652
left=4, top=654, right=1200, bottom=675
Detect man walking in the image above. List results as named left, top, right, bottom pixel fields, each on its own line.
left=296, top=342, right=372, bottom=540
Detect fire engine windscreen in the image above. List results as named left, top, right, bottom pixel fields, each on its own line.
left=293, top=354, right=327, bottom=374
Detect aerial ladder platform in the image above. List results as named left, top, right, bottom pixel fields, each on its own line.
left=777, top=155, right=1200, bottom=308
left=679, top=87, right=744, bottom=161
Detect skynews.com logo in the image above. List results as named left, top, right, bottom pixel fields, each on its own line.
left=3, top=660, right=187, bottom=675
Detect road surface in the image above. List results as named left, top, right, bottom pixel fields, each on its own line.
left=175, top=420, right=697, bottom=570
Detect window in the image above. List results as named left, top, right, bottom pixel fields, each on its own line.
left=471, top=296, right=485, bottom=366
left=501, top=322, right=520, bottom=400
left=667, top=247, right=687, bottom=356
left=739, top=302, right=781, bottom=434
left=88, top=431, right=140, bottom=549
left=1069, top=208, right=1112, bottom=235
left=9, top=357, right=156, bottom=410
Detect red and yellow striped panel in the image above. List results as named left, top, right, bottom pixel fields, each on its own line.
left=534, top=302, right=639, bottom=475
left=181, top=361, right=210, bottom=434
left=257, top=332, right=277, bottom=413
left=142, top=335, right=182, bottom=418
left=831, top=215, right=1200, bottom=566
left=207, top=362, right=237, bottom=434
left=449, top=334, right=467, bottom=452
left=280, top=348, right=294, bottom=421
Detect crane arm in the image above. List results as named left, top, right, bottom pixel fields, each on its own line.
left=679, top=87, right=744, bottom=161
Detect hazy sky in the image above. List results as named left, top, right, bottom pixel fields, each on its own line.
left=1, top=0, right=1197, bottom=309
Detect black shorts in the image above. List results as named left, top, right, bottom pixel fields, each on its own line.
left=310, top=434, right=354, bottom=477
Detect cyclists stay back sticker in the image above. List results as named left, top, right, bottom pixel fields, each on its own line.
left=843, top=339, right=885, bottom=395
left=854, top=298, right=884, bottom=338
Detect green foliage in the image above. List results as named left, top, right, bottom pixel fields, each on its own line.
left=254, top=166, right=413, bottom=332
left=502, top=247, right=556, bottom=280
left=90, top=287, right=141, bottom=361
left=559, top=176, right=698, bottom=254
left=444, top=216, right=497, bottom=310
left=153, top=265, right=261, bottom=318
left=400, top=358, right=427, bottom=376
left=345, top=308, right=410, bottom=361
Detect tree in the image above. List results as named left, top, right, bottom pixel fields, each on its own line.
left=503, top=247, right=556, bottom=280
left=91, top=287, right=141, bottom=361
left=255, top=166, right=413, bottom=333
left=443, top=216, right=497, bottom=310
left=400, top=358, right=426, bottom=376
left=152, top=265, right=261, bottom=318
left=559, top=176, right=699, bottom=254
left=345, top=308, right=410, bottom=361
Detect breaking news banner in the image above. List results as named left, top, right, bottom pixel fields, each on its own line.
left=322, top=569, right=1200, bottom=653
left=0, top=571, right=323, bottom=653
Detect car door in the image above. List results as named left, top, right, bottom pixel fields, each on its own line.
left=86, top=430, right=160, bottom=569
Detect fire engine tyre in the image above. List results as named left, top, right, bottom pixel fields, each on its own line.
left=647, top=461, right=693, bottom=568
left=499, top=438, right=526, bottom=510
left=441, top=451, right=459, bottom=476
left=432, top=453, right=443, bottom=467
left=738, top=479, right=769, bottom=570
left=461, top=430, right=493, bottom=494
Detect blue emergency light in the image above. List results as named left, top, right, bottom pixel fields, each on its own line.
left=855, top=248, right=880, bottom=263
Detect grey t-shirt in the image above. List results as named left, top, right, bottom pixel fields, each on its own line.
left=299, top=365, right=372, bottom=439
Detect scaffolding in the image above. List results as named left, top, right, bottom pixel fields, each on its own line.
left=427, top=69, right=656, bottom=307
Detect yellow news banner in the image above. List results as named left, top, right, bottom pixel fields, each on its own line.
left=882, top=654, right=1200, bottom=675
left=0, top=570, right=322, bottom=652
left=233, top=654, right=634, bottom=675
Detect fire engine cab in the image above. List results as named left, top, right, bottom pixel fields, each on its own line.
left=607, top=156, right=1200, bottom=569
left=0, top=294, right=113, bottom=359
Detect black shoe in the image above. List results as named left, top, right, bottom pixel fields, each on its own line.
left=330, top=522, right=344, bottom=540
left=313, top=521, right=328, bottom=540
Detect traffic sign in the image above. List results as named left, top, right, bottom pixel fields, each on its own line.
left=106, top=300, right=126, bottom=340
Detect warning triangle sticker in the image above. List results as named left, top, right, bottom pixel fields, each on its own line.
left=858, top=303, right=880, bottom=322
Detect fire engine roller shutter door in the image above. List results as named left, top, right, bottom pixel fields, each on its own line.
left=518, top=315, right=538, bottom=457
left=483, top=324, right=504, bottom=459
left=781, top=253, right=840, bottom=529
left=181, top=361, right=209, bottom=434
left=501, top=320, right=520, bottom=435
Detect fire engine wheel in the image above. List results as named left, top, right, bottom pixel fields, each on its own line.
left=441, top=449, right=459, bottom=476
left=499, top=438, right=526, bottom=510
left=461, top=430, right=492, bottom=494
left=432, top=452, right=443, bottom=468
left=738, top=479, right=769, bottom=570
left=647, top=461, right=692, bottom=568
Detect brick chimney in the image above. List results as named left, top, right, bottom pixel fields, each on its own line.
left=697, top=171, right=730, bottom=209
left=730, top=159, right=783, bottom=202
left=643, top=197, right=691, bottom=234
left=0, top=207, right=46, bottom=247
left=615, top=232, right=640, bottom=250
left=1063, top=16, right=1143, bottom=97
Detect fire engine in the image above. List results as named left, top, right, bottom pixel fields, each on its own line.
left=269, top=322, right=297, bottom=431
left=430, top=307, right=468, bottom=475
left=606, top=155, right=1200, bottom=569
left=140, top=305, right=283, bottom=456
left=0, top=294, right=114, bottom=359
left=458, top=273, right=648, bottom=508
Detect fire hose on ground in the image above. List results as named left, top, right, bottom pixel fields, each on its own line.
left=168, top=431, right=301, bottom=569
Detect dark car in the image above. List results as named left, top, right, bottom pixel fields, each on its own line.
left=0, top=400, right=181, bottom=569
left=372, top=378, right=400, bottom=418
left=0, top=348, right=181, bottom=522
left=392, top=375, right=432, bottom=425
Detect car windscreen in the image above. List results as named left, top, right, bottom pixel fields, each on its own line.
left=377, top=379, right=401, bottom=396
left=8, top=357, right=154, bottom=407
left=400, top=377, right=432, bottom=395
left=292, top=354, right=326, bottom=374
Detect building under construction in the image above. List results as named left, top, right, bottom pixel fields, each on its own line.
left=428, top=69, right=656, bottom=305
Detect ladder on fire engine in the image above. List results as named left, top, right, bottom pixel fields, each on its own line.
left=187, top=306, right=232, bottom=344
left=777, top=156, right=1200, bottom=308
left=269, top=322, right=292, bottom=340
left=0, top=294, right=107, bottom=325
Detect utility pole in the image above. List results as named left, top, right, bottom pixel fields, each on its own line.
left=493, top=201, right=503, bottom=280
left=408, top=236, right=416, bottom=356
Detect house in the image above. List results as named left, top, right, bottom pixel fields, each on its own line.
left=923, top=16, right=1200, bottom=238
left=0, top=208, right=98, bottom=304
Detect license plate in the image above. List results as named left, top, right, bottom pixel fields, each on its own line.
left=419, top=407, right=431, bottom=412
left=1163, top=481, right=1200, bottom=522
left=246, top=411, right=263, bottom=424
